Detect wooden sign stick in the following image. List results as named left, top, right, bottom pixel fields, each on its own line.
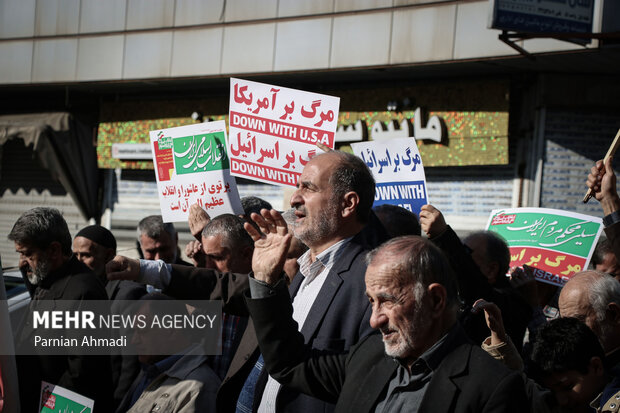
left=583, top=128, right=620, bottom=203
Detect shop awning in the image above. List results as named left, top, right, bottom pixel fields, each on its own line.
left=0, top=112, right=99, bottom=221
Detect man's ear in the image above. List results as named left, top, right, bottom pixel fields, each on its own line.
left=105, top=248, right=117, bottom=263
left=341, top=191, right=360, bottom=219
left=427, top=283, right=447, bottom=317
left=606, top=302, right=620, bottom=326
left=47, top=241, right=64, bottom=262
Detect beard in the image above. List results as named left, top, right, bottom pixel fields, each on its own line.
left=21, top=257, right=50, bottom=286
left=382, top=289, right=431, bottom=360
left=292, top=199, right=339, bottom=247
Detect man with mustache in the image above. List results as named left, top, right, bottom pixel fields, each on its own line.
left=108, top=150, right=383, bottom=413
left=9, top=207, right=112, bottom=412
left=244, top=216, right=529, bottom=413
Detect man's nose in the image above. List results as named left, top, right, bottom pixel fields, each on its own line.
left=369, top=309, right=387, bottom=330
left=18, top=255, right=28, bottom=268
left=290, top=190, right=302, bottom=208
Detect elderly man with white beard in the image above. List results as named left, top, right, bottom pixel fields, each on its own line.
left=9, top=207, right=112, bottom=412
left=244, top=215, right=529, bottom=413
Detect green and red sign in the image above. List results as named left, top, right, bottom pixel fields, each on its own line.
left=486, top=208, right=603, bottom=287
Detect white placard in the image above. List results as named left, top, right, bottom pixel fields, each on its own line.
left=228, top=78, right=340, bottom=187
left=351, top=137, right=428, bottom=215
left=149, top=120, right=243, bottom=222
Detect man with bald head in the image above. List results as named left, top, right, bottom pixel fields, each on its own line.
left=558, top=270, right=620, bottom=354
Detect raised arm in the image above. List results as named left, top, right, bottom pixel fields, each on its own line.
left=419, top=204, right=494, bottom=304
left=189, top=203, right=211, bottom=241
left=473, top=299, right=524, bottom=372
left=587, top=158, right=620, bottom=266
left=243, top=209, right=349, bottom=402
left=587, top=157, right=620, bottom=216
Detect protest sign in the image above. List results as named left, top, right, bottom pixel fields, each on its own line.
left=228, top=78, right=340, bottom=187
left=40, top=381, right=94, bottom=413
left=150, top=120, right=243, bottom=222
left=351, top=137, right=428, bottom=215
left=486, top=208, right=603, bottom=287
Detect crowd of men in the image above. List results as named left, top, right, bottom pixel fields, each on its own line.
left=3, top=151, right=620, bottom=413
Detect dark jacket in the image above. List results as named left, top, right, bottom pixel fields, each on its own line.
left=106, top=279, right=148, bottom=409
left=246, top=282, right=529, bottom=413
left=430, top=226, right=532, bottom=352
left=164, top=237, right=375, bottom=413
left=16, top=256, right=113, bottom=412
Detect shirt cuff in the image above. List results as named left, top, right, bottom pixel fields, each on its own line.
left=481, top=336, right=524, bottom=371
left=248, top=274, right=287, bottom=298
left=139, top=259, right=171, bottom=289
left=603, top=210, right=620, bottom=227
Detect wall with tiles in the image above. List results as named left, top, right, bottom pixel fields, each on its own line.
left=0, top=0, right=585, bottom=85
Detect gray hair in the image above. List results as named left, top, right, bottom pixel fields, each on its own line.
left=589, top=272, right=620, bottom=322
left=281, top=208, right=310, bottom=255
left=201, top=214, right=253, bottom=250
left=137, top=215, right=176, bottom=243
left=321, top=151, right=375, bottom=224
left=8, top=207, right=72, bottom=255
left=366, top=236, right=460, bottom=310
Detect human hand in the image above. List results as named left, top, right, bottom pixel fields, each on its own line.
left=510, top=266, right=539, bottom=309
left=106, top=255, right=141, bottom=281
left=472, top=299, right=507, bottom=346
left=245, top=209, right=291, bottom=285
left=188, top=203, right=211, bottom=240
left=586, top=158, right=620, bottom=215
left=185, top=240, right=205, bottom=267
left=419, top=204, right=447, bottom=239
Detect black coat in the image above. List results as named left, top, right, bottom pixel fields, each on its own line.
left=16, top=256, right=113, bottom=412
left=246, top=282, right=529, bottom=413
left=164, top=237, right=375, bottom=413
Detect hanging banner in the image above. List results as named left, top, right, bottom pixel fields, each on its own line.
left=486, top=207, right=603, bottom=287
left=150, top=120, right=243, bottom=222
left=351, top=137, right=428, bottom=216
left=228, top=78, right=340, bottom=187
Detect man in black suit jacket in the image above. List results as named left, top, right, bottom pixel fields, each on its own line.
left=9, top=207, right=113, bottom=412
left=244, top=218, right=529, bottom=413
left=108, top=150, right=386, bottom=413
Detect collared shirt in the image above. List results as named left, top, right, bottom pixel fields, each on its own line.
left=374, top=323, right=460, bottom=413
left=257, top=237, right=353, bottom=413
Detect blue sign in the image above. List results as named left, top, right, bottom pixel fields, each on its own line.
left=489, top=0, right=594, bottom=34
left=374, top=180, right=428, bottom=214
